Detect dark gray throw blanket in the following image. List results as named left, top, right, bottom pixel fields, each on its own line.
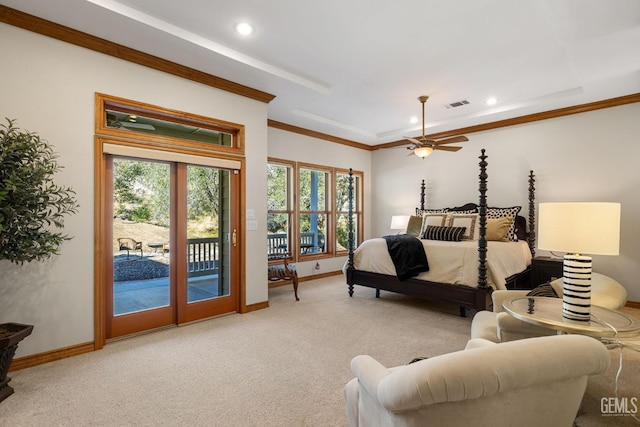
left=382, top=234, right=430, bottom=281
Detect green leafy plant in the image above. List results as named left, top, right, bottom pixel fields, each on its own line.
left=0, top=119, right=78, bottom=264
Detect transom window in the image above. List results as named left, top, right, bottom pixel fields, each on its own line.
left=96, top=93, right=244, bottom=155
left=105, top=109, right=233, bottom=146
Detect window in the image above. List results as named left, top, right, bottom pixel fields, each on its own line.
left=106, top=109, right=233, bottom=146
left=336, top=170, right=363, bottom=253
left=96, top=92, right=244, bottom=155
left=267, top=161, right=294, bottom=255
left=267, top=159, right=363, bottom=260
left=298, top=165, right=330, bottom=257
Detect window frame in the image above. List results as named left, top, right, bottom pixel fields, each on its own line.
left=335, top=168, right=363, bottom=255
left=297, top=162, right=333, bottom=260
left=267, top=159, right=364, bottom=263
left=96, top=93, right=245, bottom=156
left=267, top=158, right=295, bottom=261
left=94, top=93, right=246, bottom=348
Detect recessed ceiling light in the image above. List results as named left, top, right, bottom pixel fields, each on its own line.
left=409, top=116, right=419, bottom=124
left=486, top=97, right=497, bottom=105
left=235, top=22, right=254, bottom=36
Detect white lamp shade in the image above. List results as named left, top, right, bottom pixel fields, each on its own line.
left=390, top=215, right=410, bottom=230
left=537, top=202, right=620, bottom=255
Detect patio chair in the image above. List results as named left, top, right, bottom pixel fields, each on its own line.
left=118, top=237, right=143, bottom=259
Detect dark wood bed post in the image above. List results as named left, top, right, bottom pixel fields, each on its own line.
left=347, top=168, right=355, bottom=296
left=477, top=149, right=488, bottom=290
left=419, top=179, right=426, bottom=211
left=528, top=170, right=536, bottom=257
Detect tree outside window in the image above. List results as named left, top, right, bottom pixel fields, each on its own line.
left=336, top=170, right=361, bottom=252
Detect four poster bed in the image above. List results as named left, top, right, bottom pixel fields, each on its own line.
left=344, top=149, right=536, bottom=316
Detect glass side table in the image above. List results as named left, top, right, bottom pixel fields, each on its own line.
left=502, top=297, right=640, bottom=339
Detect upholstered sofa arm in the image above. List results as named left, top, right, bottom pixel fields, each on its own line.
left=491, top=289, right=529, bottom=312
left=495, top=311, right=555, bottom=341
left=464, top=338, right=496, bottom=350
left=351, top=335, right=610, bottom=414
left=349, top=355, right=391, bottom=400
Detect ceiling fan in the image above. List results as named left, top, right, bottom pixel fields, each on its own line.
left=405, top=95, right=468, bottom=158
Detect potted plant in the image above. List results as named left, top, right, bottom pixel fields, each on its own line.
left=0, top=118, right=78, bottom=402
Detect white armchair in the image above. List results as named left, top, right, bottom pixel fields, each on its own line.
left=344, top=335, right=610, bottom=427
left=471, top=272, right=628, bottom=343
left=471, top=289, right=556, bottom=342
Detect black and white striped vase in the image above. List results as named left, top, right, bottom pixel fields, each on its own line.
left=562, top=254, right=592, bottom=322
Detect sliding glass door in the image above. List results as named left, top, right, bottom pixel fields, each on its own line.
left=107, top=157, right=239, bottom=339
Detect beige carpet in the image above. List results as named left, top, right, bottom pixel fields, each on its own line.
left=1, top=276, right=638, bottom=426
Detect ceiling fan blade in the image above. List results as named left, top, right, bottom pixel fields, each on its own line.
left=433, top=135, right=468, bottom=145
left=404, top=137, right=424, bottom=145
left=433, top=145, right=462, bottom=152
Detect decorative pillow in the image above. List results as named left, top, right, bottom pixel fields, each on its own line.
left=486, top=217, right=512, bottom=241
left=422, top=213, right=448, bottom=226
left=420, top=213, right=448, bottom=237
left=405, top=215, right=423, bottom=237
left=423, top=225, right=466, bottom=242
left=447, top=213, right=479, bottom=241
left=449, top=205, right=478, bottom=214
left=526, top=282, right=559, bottom=298
left=487, top=206, right=521, bottom=241
left=416, top=208, right=448, bottom=216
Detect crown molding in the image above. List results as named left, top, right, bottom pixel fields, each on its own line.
left=375, top=93, right=640, bottom=150
left=0, top=5, right=275, bottom=104
left=267, top=120, right=373, bottom=150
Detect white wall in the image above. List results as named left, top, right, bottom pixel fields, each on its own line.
left=0, top=23, right=269, bottom=357
left=372, top=102, right=640, bottom=301
left=267, top=127, right=372, bottom=276
left=2, top=20, right=638, bottom=361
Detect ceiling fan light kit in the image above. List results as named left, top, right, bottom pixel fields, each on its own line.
left=404, top=95, right=468, bottom=158
left=414, top=146, right=433, bottom=158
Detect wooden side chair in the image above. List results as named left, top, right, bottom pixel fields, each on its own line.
left=117, top=237, right=143, bottom=259
left=268, top=252, right=299, bottom=301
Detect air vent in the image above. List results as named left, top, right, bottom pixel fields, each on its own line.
left=445, top=99, right=470, bottom=109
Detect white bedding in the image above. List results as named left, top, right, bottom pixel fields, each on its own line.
left=344, top=238, right=532, bottom=290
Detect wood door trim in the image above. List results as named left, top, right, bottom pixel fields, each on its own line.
left=175, top=164, right=188, bottom=324
left=93, top=138, right=107, bottom=349
left=95, top=142, right=246, bottom=345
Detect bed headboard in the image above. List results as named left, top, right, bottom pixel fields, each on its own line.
left=415, top=172, right=535, bottom=248
left=448, top=203, right=529, bottom=242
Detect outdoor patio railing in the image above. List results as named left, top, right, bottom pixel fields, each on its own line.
left=267, top=232, right=325, bottom=255
left=188, top=237, right=219, bottom=277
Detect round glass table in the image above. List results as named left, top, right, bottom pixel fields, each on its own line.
left=502, top=297, right=640, bottom=338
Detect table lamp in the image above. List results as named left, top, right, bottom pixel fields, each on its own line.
left=389, top=215, right=410, bottom=234
left=537, top=202, right=620, bottom=322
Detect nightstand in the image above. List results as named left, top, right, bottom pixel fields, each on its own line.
left=530, top=256, right=563, bottom=287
